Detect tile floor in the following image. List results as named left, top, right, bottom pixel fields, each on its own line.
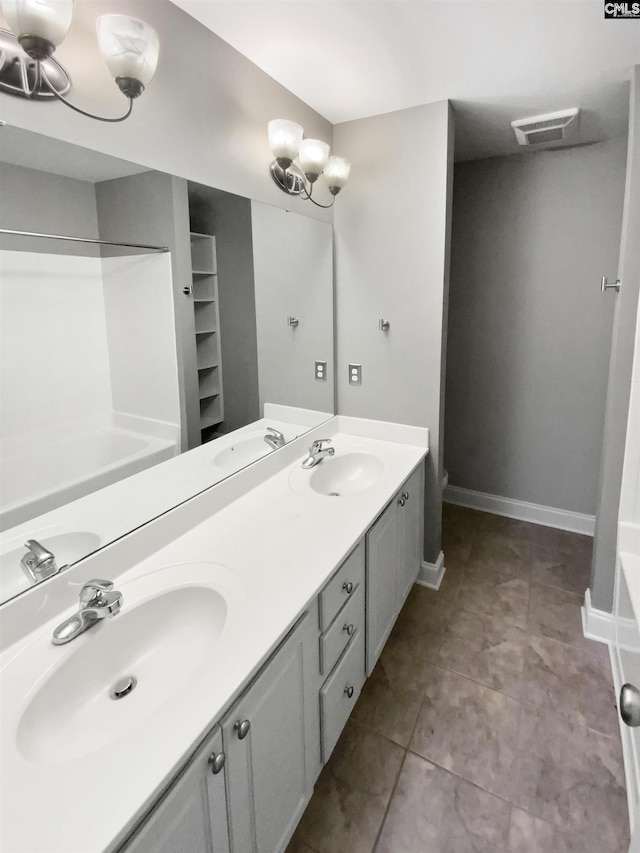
left=287, top=504, right=630, bottom=853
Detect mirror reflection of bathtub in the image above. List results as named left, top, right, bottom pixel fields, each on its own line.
left=0, top=127, right=334, bottom=605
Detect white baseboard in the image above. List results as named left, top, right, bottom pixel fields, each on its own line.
left=444, top=485, right=595, bottom=536
left=416, top=551, right=445, bottom=590
left=581, top=588, right=613, bottom=644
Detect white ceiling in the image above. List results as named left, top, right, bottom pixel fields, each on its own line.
left=171, top=0, right=640, bottom=161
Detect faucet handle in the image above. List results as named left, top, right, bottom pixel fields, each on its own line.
left=24, top=539, right=55, bottom=568
left=80, top=578, right=114, bottom=605
left=266, top=426, right=284, bottom=440
left=311, top=438, right=332, bottom=451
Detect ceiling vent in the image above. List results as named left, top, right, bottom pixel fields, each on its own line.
left=511, top=108, right=580, bottom=146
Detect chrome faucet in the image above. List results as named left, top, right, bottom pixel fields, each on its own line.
left=51, top=579, right=122, bottom=646
left=21, top=539, right=59, bottom=583
left=301, top=438, right=335, bottom=469
left=264, top=427, right=285, bottom=451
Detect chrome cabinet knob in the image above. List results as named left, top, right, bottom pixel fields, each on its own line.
left=344, top=686, right=354, bottom=699
left=234, top=719, right=251, bottom=740
left=398, top=497, right=406, bottom=507
left=402, top=491, right=409, bottom=501
left=343, top=623, right=355, bottom=636
left=342, top=581, right=353, bottom=594
left=208, top=751, right=226, bottom=774
left=620, top=684, right=640, bottom=727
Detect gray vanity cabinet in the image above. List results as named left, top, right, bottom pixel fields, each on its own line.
left=398, top=464, right=425, bottom=603
left=366, top=498, right=399, bottom=675
left=120, top=726, right=230, bottom=853
left=222, top=609, right=320, bottom=853
left=366, top=463, right=425, bottom=675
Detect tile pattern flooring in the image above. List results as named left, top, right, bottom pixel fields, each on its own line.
left=287, top=504, right=629, bottom=853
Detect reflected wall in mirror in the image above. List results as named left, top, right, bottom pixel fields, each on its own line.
left=0, top=126, right=334, bottom=605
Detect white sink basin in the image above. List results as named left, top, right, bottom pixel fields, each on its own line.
left=8, top=562, right=235, bottom=765
left=0, top=531, right=101, bottom=602
left=291, top=452, right=384, bottom=497
left=211, top=434, right=274, bottom=469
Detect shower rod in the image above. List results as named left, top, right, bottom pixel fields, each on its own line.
left=0, top=228, right=169, bottom=252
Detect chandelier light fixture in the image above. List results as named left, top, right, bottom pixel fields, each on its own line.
left=268, top=119, right=351, bottom=208
left=0, top=0, right=159, bottom=122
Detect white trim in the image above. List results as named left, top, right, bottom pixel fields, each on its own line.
left=581, top=588, right=614, bottom=644
left=416, top=551, right=445, bottom=590
left=444, top=485, right=595, bottom=536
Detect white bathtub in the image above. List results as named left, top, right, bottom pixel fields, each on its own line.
left=0, top=413, right=179, bottom=531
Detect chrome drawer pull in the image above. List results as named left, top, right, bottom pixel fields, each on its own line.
left=342, top=581, right=353, bottom=594
left=234, top=719, right=251, bottom=739
left=208, top=751, right=226, bottom=774
left=397, top=497, right=406, bottom=507
left=620, top=684, right=640, bottom=727
left=402, top=491, right=409, bottom=501
left=344, top=686, right=354, bottom=699
left=343, top=623, right=355, bottom=636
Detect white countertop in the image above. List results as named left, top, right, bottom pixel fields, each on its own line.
left=0, top=416, right=428, bottom=853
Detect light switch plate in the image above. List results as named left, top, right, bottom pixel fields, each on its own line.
left=349, top=363, right=362, bottom=386
left=315, top=360, right=327, bottom=381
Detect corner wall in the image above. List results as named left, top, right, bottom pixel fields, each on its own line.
left=592, top=66, right=640, bottom=612
left=333, top=101, right=455, bottom=562
left=445, top=139, right=626, bottom=518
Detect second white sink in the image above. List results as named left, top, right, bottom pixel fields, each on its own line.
left=291, top=452, right=384, bottom=497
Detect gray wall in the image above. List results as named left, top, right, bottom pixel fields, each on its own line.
left=334, top=101, right=455, bottom=563
left=0, top=0, right=333, bottom=224
left=445, top=139, right=626, bottom=515
left=95, top=171, right=198, bottom=450
left=189, top=186, right=261, bottom=434
left=592, top=66, right=640, bottom=612
left=0, top=162, right=99, bottom=255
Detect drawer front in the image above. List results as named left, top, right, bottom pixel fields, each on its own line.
left=320, top=581, right=365, bottom=676
left=319, top=540, right=365, bottom=630
left=320, top=628, right=366, bottom=762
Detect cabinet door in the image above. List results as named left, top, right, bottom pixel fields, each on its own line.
left=223, top=610, right=318, bottom=853
left=120, top=726, right=230, bottom=853
left=366, top=499, right=399, bottom=675
left=398, top=463, right=424, bottom=603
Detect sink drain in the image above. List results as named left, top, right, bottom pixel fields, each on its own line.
left=329, top=492, right=340, bottom=497
left=110, top=675, right=137, bottom=700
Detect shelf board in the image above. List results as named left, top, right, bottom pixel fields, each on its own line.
left=195, top=329, right=217, bottom=336
left=199, top=390, right=220, bottom=401
left=201, top=416, right=223, bottom=429
left=193, top=298, right=215, bottom=304
left=197, top=362, right=219, bottom=371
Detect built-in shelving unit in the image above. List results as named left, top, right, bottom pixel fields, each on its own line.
left=190, top=232, right=223, bottom=440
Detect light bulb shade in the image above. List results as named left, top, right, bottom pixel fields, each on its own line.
left=97, top=15, right=159, bottom=89
left=298, top=138, right=330, bottom=181
left=1, top=0, right=73, bottom=46
left=268, top=119, right=303, bottom=167
left=324, top=156, right=351, bottom=192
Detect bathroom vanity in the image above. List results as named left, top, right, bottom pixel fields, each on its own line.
left=0, top=416, right=428, bottom=853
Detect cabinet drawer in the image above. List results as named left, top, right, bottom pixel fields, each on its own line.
left=320, top=628, right=365, bottom=762
left=319, top=540, right=365, bottom=630
left=320, top=581, right=365, bottom=676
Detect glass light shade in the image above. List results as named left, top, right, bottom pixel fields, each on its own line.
left=268, top=119, right=303, bottom=166
left=298, top=138, right=330, bottom=181
left=323, top=156, right=351, bottom=192
left=1, top=0, right=73, bottom=46
left=97, top=15, right=159, bottom=88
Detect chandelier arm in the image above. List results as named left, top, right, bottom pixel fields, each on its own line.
left=40, top=66, right=133, bottom=122
left=303, top=182, right=335, bottom=209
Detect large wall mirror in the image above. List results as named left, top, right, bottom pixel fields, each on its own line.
left=0, top=125, right=335, bottom=605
